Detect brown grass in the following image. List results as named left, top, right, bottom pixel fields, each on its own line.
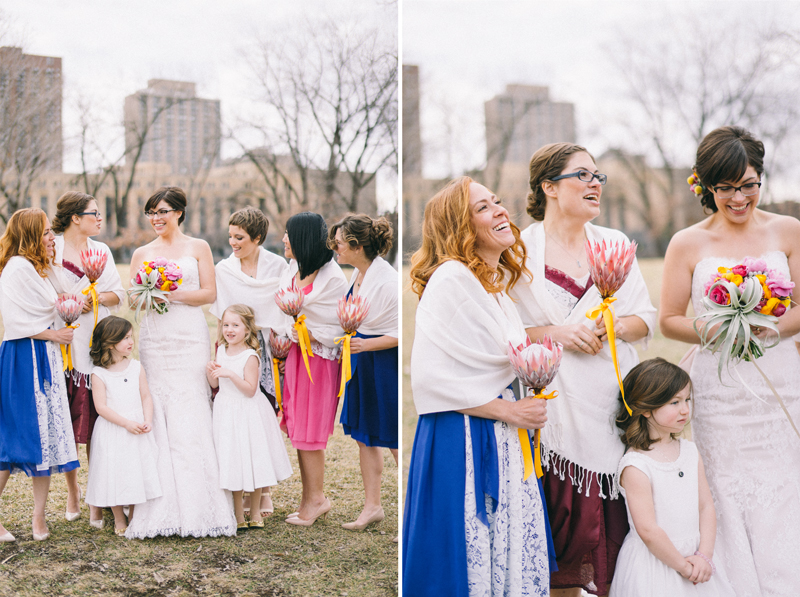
left=0, top=265, right=398, bottom=597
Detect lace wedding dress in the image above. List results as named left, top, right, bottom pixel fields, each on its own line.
left=126, top=256, right=236, bottom=538
left=689, top=251, right=800, bottom=595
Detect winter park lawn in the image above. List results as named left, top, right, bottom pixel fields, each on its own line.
left=0, top=265, right=398, bottom=597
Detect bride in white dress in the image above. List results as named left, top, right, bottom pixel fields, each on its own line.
left=660, top=126, right=800, bottom=596
left=125, top=187, right=236, bottom=538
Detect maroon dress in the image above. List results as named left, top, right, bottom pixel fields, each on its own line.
left=62, top=259, right=99, bottom=445
left=543, top=265, right=629, bottom=596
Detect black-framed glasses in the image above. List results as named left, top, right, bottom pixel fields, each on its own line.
left=550, top=170, right=607, bottom=185
left=144, top=208, right=178, bottom=219
left=78, top=211, right=102, bottom=219
left=712, top=182, right=761, bottom=199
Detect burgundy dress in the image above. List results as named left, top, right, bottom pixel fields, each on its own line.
left=62, top=259, right=99, bottom=445
left=543, top=265, right=629, bottom=596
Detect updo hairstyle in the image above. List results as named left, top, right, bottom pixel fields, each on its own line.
left=52, top=191, right=95, bottom=234
left=694, top=126, right=764, bottom=213
left=145, top=186, right=187, bottom=225
left=328, top=214, right=393, bottom=260
left=229, top=207, right=269, bottom=245
left=527, top=143, right=594, bottom=221
left=615, top=357, right=692, bottom=451
left=90, top=316, right=133, bottom=368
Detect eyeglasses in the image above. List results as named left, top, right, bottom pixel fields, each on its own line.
left=78, top=211, right=102, bottom=219
left=144, top=208, right=178, bottom=219
left=712, top=182, right=761, bottom=199
left=550, top=170, right=607, bottom=185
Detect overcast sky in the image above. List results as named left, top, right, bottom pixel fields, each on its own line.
left=403, top=0, right=800, bottom=199
left=2, top=0, right=398, bottom=209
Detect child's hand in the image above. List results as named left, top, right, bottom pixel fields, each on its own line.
left=123, top=420, right=144, bottom=434
left=291, top=327, right=299, bottom=343
left=678, top=560, right=695, bottom=580
left=141, top=422, right=152, bottom=433
left=210, top=367, right=233, bottom=380
left=206, top=360, right=220, bottom=374
left=686, top=554, right=713, bottom=584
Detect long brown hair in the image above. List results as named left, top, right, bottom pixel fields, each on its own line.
left=615, top=358, right=692, bottom=451
left=0, top=208, right=52, bottom=277
left=90, top=316, right=133, bottom=368
left=409, top=176, right=529, bottom=297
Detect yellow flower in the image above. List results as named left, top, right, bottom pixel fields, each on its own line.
left=158, top=267, right=165, bottom=273
left=761, top=297, right=781, bottom=315
left=161, top=281, right=171, bottom=291
left=178, top=279, right=183, bottom=285
left=717, top=267, right=730, bottom=274
left=723, top=273, right=743, bottom=286
left=145, top=267, right=153, bottom=274
left=762, top=284, right=772, bottom=300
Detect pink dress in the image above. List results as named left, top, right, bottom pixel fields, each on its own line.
left=280, top=283, right=342, bottom=450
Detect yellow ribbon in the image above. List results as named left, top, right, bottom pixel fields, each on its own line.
left=60, top=323, right=80, bottom=371
left=272, top=357, right=283, bottom=411
left=518, top=389, right=558, bottom=480
left=293, top=315, right=314, bottom=383
left=81, top=282, right=99, bottom=346
left=586, top=296, right=632, bottom=416
left=335, top=332, right=356, bottom=397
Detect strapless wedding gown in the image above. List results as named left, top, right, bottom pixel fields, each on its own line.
left=689, top=251, right=800, bottom=596
left=126, top=256, right=236, bottom=538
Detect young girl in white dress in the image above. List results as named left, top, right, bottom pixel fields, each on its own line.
left=86, top=316, right=162, bottom=535
left=207, top=304, right=292, bottom=531
left=609, top=358, right=731, bottom=596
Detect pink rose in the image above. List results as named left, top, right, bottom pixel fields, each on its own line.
left=732, top=264, right=748, bottom=277
left=773, top=303, right=787, bottom=317
left=169, top=283, right=177, bottom=291
left=709, top=285, right=730, bottom=306
left=767, top=276, right=794, bottom=299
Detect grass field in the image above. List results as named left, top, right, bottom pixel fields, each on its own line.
left=402, top=259, right=694, bottom=491
left=0, top=265, right=398, bottom=597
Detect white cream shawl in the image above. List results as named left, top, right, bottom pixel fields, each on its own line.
left=277, top=258, right=348, bottom=349
left=350, top=256, right=398, bottom=338
left=210, top=247, right=291, bottom=332
left=508, top=221, right=657, bottom=497
left=411, top=260, right=529, bottom=415
left=0, top=256, right=58, bottom=341
left=49, top=236, right=125, bottom=375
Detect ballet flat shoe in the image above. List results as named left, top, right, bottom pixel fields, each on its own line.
left=89, top=518, right=104, bottom=530
left=114, top=527, right=127, bottom=536
left=341, top=507, right=385, bottom=532
left=248, top=519, right=265, bottom=529
left=285, top=498, right=331, bottom=527
left=236, top=521, right=249, bottom=531
left=0, top=531, right=16, bottom=543
left=65, top=487, right=82, bottom=521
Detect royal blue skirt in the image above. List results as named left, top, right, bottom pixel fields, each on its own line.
left=340, top=332, right=398, bottom=449
left=403, top=407, right=556, bottom=596
left=0, top=338, right=79, bottom=476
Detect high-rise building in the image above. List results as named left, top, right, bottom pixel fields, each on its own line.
left=484, top=84, right=575, bottom=171
left=0, top=47, right=63, bottom=172
left=124, top=79, right=221, bottom=175
left=402, top=64, right=422, bottom=176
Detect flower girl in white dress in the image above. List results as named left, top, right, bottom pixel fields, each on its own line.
left=86, top=317, right=162, bottom=535
left=207, top=304, right=292, bottom=532
left=609, top=358, right=731, bottom=596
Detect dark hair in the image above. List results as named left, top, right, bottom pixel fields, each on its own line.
left=615, top=358, right=692, bottom=451
left=145, top=186, right=187, bottom=224
left=90, top=316, right=133, bottom=368
left=52, top=191, right=94, bottom=234
left=328, top=213, right=393, bottom=260
left=527, top=143, right=595, bottom=220
left=286, top=212, right=333, bottom=279
left=694, top=126, right=765, bottom=213
left=229, top=207, right=268, bottom=245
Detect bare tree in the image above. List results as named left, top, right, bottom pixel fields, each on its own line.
left=237, top=14, right=397, bottom=220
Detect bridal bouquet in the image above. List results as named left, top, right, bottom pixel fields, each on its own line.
left=79, top=249, right=107, bottom=345
left=336, top=294, right=370, bottom=397
left=507, top=335, right=562, bottom=480
left=269, top=329, right=293, bottom=411
left=55, top=295, right=84, bottom=371
left=696, top=258, right=793, bottom=373
left=274, top=280, right=313, bottom=381
left=584, top=239, right=638, bottom=415
left=128, top=258, right=183, bottom=320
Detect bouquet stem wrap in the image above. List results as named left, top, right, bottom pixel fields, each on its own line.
left=60, top=323, right=80, bottom=371
left=81, top=283, right=99, bottom=346
left=335, top=331, right=356, bottom=397
left=586, top=297, right=631, bottom=416
left=521, top=388, right=558, bottom=480
left=272, top=357, right=283, bottom=411
left=294, top=314, right=314, bottom=383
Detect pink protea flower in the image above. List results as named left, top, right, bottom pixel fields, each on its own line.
left=274, top=280, right=304, bottom=319
left=584, top=239, right=638, bottom=299
left=55, top=295, right=84, bottom=325
left=337, top=294, right=370, bottom=334
left=269, top=328, right=293, bottom=360
left=507, top=335, right=563, bottom=391
left=79, top=249, right=107, bottom=283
